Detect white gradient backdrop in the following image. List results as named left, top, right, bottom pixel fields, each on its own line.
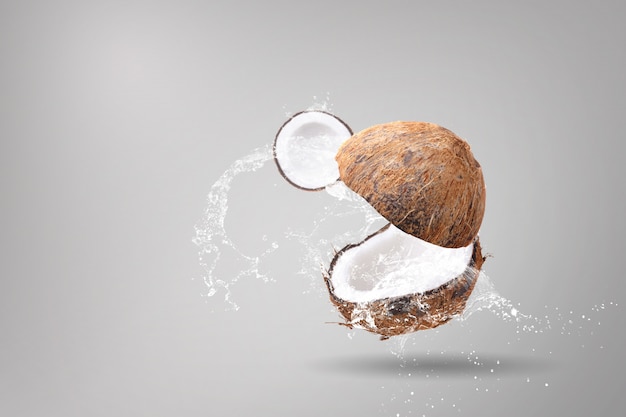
left=1, top=1, right=625, bottom=416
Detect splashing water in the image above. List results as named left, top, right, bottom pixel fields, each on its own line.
left=378, top=269, right=619, bottom=417
left=191, top=138, right=385, bottom=304
left=460, top=271, right=546, bottom=332
left=192, top=145, right=276, bottom=310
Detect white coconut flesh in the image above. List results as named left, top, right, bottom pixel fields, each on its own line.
left=273, top=111, right=352, bottom=190
left=330, top=224, right=474, bottom=303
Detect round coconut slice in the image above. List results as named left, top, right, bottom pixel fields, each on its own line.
left=336, top=121, right=486, bottom=248
left=274, top=110, right=353, bottom=191
left=324, top=223, right=484, bottom=339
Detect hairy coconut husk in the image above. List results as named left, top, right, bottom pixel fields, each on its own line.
left=336, top=121, right=486, bottom=248
left=324, top=225, right=485, bottom=340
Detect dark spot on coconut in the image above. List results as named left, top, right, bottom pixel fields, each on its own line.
left=355, top=154, right=367, bottom=163
left=452, top=273, right=473, bottom=298
left=398, top=183, right=418, bottom=201
left=387, top=296, right=411, bottom=315
left=403, top=150, right=414, bottom=165
left=380, top=193, right=401, bottom=211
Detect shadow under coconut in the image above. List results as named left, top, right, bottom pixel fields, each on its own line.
left=312, top=353, right=557, bottom=378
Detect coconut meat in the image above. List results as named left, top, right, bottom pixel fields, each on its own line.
left=274, top=111, right=352, bottom=190
left=330, top=224, right=474, bottom=303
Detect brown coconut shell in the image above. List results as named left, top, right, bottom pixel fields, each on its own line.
left=324, top=224, right=485, bottom=340
left=336, top=121, right=486, bottom=248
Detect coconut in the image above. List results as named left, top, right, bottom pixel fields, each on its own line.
left=271, top=113, right=488, bottom=338
left=324, top=223, right=485, bottom=339
left=273, top=110, right=353, bottom=191
left=335, top=121, right=486, bottom=248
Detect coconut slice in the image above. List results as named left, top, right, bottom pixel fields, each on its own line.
left=324, top=223, right=484, bottom=339
left=336, top=121, right=486, bottom=248
left=274, top=110, right=353, bottom=190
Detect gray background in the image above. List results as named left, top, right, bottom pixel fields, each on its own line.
left=1, top=1, right=625, bottom=416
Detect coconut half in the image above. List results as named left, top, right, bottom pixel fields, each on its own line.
left=336, top=121, right=486, bottom=248
left=273, top=110, right=353, bottom=191
left=324, top=223, right=484, bottom=339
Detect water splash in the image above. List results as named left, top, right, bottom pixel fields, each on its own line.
left=460, top=271, right=548, bottom=333
left=280, top=92, right=335, bottom=119
left=191, top=141, right=385, bottom=310
left=192, top=145, right=276, bottom=310
left=378, top=270, right=620, bottom=417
